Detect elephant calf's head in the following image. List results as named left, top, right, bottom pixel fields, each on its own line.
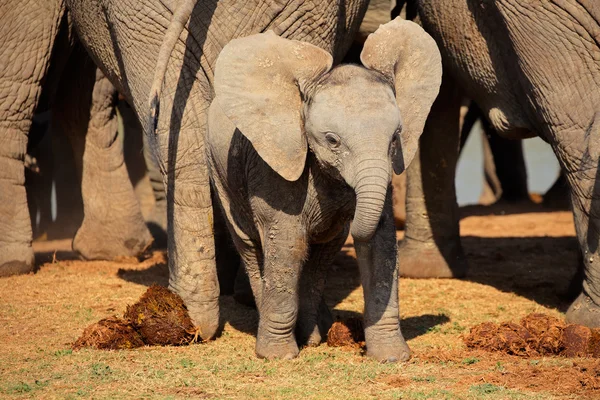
left=212, top=18, right=442, bottom=242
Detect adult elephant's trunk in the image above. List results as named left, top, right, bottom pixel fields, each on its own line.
left=350, top=159, right=392, bottom=242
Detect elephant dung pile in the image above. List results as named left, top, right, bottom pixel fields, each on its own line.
left=72, top=317, right=145, bottom=350
left=73, top=285, right=197, bottom=350
left=463, top=313, right=600, bottom=357
left=123, top=285, right=196, bottom=346
left=327, top=317, right=365, bottom=347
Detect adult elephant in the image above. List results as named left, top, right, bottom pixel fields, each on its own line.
left=398, top=0, right=600, bottom=327
left=0, top=0, right=369, bottom=339
left=0, top=1, right=154, bottom=277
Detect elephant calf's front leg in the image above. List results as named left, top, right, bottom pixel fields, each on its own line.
left=256, top=223, right=308, bottom=360
left=354, top=192, right=410, bottom=363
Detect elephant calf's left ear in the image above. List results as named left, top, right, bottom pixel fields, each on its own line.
left=213, top=31, right=333, bottom=181
left=361, top=18, right=442, bottom=174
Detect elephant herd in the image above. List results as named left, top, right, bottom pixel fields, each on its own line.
left=1, top=0, right=599, bottom=362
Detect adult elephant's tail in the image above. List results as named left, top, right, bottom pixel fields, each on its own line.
left=147, top=0, right=197, bottom=140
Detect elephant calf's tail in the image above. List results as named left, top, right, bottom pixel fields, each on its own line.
left=147, top=0, right=197, bottom=139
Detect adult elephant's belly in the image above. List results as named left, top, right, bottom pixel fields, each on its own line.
left=417, top=0, right=534, bottom=139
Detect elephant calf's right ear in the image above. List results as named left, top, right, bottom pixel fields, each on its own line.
left=213, top=31, right=333, bottom=182
left=361, top=18, right=442, bottom=174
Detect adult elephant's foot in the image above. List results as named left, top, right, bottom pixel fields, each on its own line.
left=566, top=292, right=600, bottom=328
left=72, top=214, right=153, bottom=260
left=365, top=332, right=411, bottom=363
left=0, top=245, right=35, bottom=277
left=173, top=290, right=220, bottom=341
left=398, top=236, right=468, bottom=278
left=255, top=335, right=299, bottom=360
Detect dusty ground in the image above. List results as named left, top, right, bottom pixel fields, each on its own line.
left=1, top=203, right=597, bottom=399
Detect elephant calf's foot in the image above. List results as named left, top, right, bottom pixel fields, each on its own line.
left=255, top=336, right=299, bottom=360
left=398, top=237, right=467, bottom=278
left=296, top=325, right=322, bottom=347
left=0, top=245, right=35, bottom=277
left=566, top=292, right=600, bottom=328
left=366, top=334, right=411, bottom=363
left=73, top=216, right=153, bottom=260
left=296, top=301, right=333, bottom=347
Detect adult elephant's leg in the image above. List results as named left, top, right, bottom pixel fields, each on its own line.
left=458, top=101, right=503, bottom=204
left=142, top=126, right=168, bottom=247
left=482, top=117, right=529, bottom=202
left=54, top=51, right=152, bottom=260
left=355, top=189, right=410, bottom=363
left=156, top=95, right=221, bottom=340
left=399, top=76, right=467, bottom=278
left=479, top=129, right=503, bottom=204
left=296, top=228, right=348, bottom=347
left=0, top=1, right=65, bottom=276
left=118, top=98, right=168, bottom=247
left=543, top=172, right=570, bottom=210
left=564, top=126, right=600, bottom=327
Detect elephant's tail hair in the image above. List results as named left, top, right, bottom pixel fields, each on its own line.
left=147, top=0, right=197, bottom=139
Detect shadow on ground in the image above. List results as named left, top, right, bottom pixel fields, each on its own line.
left=461, top=235, right=579, bottom=312
left=459, top=199, right=568, bottom=218
left=35, top=250, right=80, bottom=268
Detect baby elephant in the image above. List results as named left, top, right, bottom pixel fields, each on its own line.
left=207, top=18, right=442, bottom=362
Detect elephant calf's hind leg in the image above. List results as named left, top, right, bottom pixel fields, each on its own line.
left=296, top=230, right=347, bottom=347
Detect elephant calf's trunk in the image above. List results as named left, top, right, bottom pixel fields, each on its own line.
left=351, top=162, right=391, bottom=242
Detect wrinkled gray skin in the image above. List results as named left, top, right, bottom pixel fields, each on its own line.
left=399, top=0, right=600, bottom=327
left=22, top=0, right=370, bottom=341
left=0, top=0, right=154, bottom=277
left=57, top=66, right=154, bottom=261
left=206, top=20, right=442, bottom=361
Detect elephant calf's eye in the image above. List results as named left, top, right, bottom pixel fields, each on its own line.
left=325, top=132, right=341, bottom=148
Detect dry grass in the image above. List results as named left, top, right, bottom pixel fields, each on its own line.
left=1, top=206, right=594, bottom=399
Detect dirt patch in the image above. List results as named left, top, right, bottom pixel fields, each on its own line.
left=74, top=284, right=196, bottom=350
left=381, top=375, right=412, bottom=388
left=463, top=313, right=600, bottom=357
left=327, top=318, right=365, bottom=347
left=457, top=360, right=600, bottom=397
